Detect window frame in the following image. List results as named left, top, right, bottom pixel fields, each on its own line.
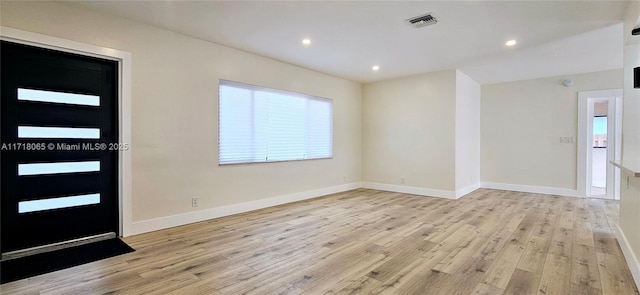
left=218, top=79, right=334, bottom=166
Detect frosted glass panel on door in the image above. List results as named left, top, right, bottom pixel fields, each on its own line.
left=18, top=161, right=100, bottom=176
left=19, top=193, right=100, bottom=213
left=18, top=88, right=100, bottom=106
left=18, top=126, right=100, bottom=139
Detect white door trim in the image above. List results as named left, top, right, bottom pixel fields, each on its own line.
left=577, top=89, right=622, bottom=199
left=0, top=27, right=134, bottom=237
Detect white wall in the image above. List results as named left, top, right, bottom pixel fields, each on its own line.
left=455, top=70, right=481, bottom=190
left=362, top=70, right=457, bottom=192
left=619, top=172, right=640, bottom=288
left=0, top=2, right=362, bottom=230
left=362, top=70, right=480, bottom=197
left=618, top=2, right=640, bottom=287
left=623, top=44, right=640, bottom=162
left=481, top=70, right=623, bottom=190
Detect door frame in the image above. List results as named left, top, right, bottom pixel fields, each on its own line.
left=1, top=27, right=133, bottom=236
left=577, top=89, right=622, bottom=199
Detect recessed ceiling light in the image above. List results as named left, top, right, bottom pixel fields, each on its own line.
left=372, top=65, right=380, bottom=71
left=302, top=38, right=311, bottom=45
left=505, top=40, right=517, bottom=46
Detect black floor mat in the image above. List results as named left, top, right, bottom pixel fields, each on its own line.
left=1, top=238, right=134, bottom=284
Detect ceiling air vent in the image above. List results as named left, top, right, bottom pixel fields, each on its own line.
left=406, top=13, right=438, bottom=28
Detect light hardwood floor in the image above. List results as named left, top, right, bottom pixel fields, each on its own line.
left=2, top=189, right=639, bottom=294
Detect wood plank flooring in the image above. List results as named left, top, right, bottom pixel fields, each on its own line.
left=2, top=188, right=638, bottom=294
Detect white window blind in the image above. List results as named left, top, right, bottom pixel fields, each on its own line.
left=219, top=80, right=333, bottom=165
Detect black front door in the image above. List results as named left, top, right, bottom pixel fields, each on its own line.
left=1, top=41, right=119, bottom=254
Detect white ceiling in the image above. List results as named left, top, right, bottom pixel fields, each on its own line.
left=72, top=1, right=626, bottom=85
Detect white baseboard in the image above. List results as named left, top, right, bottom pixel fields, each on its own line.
left=361, top=182, right=458, bottom=199
left=456, top=183, right=481, bottom=198
left=616, top=224, right=640, bottom=291
left=128, top=180, right=593, bottom=236
left=481, top=182, right=582, bottom=198
left=129, top=182, right=362, bottom=235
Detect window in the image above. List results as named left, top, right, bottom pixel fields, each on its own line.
left=593, top=116, right=607, bottom=148
left=218, top=80, right=333, bottom=165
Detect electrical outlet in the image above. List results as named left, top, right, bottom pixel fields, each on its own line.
left=343, top=176, right=347, bottom=182
left=627, top=176, right=630, bottom=189
left=192, top=197, right=198, bottom=207
left=400, top=177, right=405, bottom=184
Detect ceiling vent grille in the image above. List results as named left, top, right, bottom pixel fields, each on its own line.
left=406, top=13, right=438, bottom=28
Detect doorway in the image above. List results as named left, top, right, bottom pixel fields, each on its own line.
left=591, top=102, right=609, bottom=196
left=577, top=89, right=622, bottom=200
left=1, top=41, right=119, bottom=255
